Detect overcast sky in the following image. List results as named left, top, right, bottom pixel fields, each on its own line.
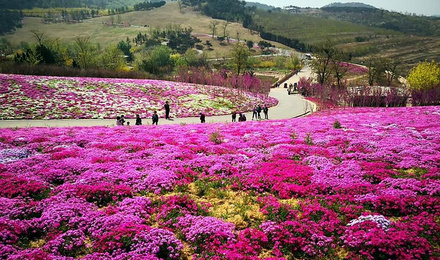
left=246, top=0, right=440, bottom=16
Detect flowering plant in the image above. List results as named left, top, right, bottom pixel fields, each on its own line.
left=0, top=106, right=439, bottom=259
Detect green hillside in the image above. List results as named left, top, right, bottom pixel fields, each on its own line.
left=318, top=7, right=440, bottom=37
left=246, top=7, right=440, bottom=71
left=0, top=2, right=285, bottom=58
left=251, top=9, right=398, bottom=46
left=0, top=0, right=164, bottom=9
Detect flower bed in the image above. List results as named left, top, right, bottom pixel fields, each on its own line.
left=0, top=74, right=277, bottom=120
left=0, top=106, right=439, bottom=259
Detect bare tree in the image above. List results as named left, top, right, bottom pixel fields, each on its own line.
left=311, top=41, right=337, bottom=86
left=222, top=21, right=230, bottom=43
left=366, top=56, right=385, bottom=86
left=231, top=43, right=250, bottom=75
left=209, top=21, right=219, bottom=38
left=178, top=0, right=184, bottom=13
left=383, top=58, right=401, bottom=86
left=74, top=36, right=95, bottom=69
left=30, top=30, right=46, bottom=46
left=109, top=15, right=115, bottom=26
left=332, top=51, right=349, bottom=88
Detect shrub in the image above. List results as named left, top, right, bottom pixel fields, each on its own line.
left=209, top=130, right=224, bottom=145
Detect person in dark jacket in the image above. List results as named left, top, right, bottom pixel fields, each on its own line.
left=135, top=114, right=142, bottom=125
left=232, top=111, right=237, bottom=122
left=164, top=101, right=170, bottom=120
left=152, top=111, right=159, bottom=125
left=257, top=105, right=262, bottom=120
left=263, top=105, right=269, bottom=119
left=200, top=112, right=206, bottom=123
left=252, top=106, right=258, bottom=120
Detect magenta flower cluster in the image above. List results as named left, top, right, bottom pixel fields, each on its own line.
left=0, top=106, right=439, bottom=259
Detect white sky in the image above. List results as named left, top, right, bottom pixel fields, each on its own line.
left=246, top=0, right=440, bottom=16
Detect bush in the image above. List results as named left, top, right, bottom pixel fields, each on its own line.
left=209, top=130, right=224, bottom=144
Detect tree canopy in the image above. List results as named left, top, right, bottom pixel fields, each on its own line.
left=407, top=61, right=440, bottom=91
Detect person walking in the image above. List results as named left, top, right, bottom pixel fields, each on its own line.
left=135, top=114, right=142, bottom=125
left=164, top=101, right=170, bottom=120
left=232, top=111, right=237, bottom=122
left=116, top=116, right=122, bottom=126
left=257, top=105, right=262, bottom=120
left=200, top=112, right=206, bottom=123
left=263, top=105, right=269, bottom=119
left=120, top=115, right=126, bottom=125
left=252, top=106, right=258, bottom=120
left=152, top=111, right=159, bottom=125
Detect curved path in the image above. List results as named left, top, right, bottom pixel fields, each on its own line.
left=0, top=67, right=314, bottom=128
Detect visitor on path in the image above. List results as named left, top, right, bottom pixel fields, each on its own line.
left=126, top=122, right=130, bottom=126
left=116, top=116, right=122, bottom=126
left=263, top=105, right=268, bottom=119
left=239, top=113, right=247, bottom=122
left=284, top=82, right=287, bottom=88
left=200, top=112, right=206, bottom=123
left=135, top=114, right=142, bottom=125
left=257, top=105, right=262, bottom=120
left=252, top=106, right=258, bottom=120
left=120, top=115, right=126, bottom=125
left=152, top=111, right=159, bottom=125
left=232, top=111, right=237, bottom=122
left=164, top=101, right=170, bottom=120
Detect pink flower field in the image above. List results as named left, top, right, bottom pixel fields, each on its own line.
left=0, top=74, right=277, bottom=120
left=0, top=106, right=439, bottom=259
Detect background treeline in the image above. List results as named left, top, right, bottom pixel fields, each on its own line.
left=3, top=25, right=205, bottom=77
left=134, top=1, right=165, bottom=11
left=182, top=0, right=252, bottom=22
left=258, top=31, right=311, bottom=52
left=0, top=0, right=161, bottom=9
left=319, top=7, right=440, bottom=37
left=0, top=10, right=23, bottom=35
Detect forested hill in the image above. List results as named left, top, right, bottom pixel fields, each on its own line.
left=244, top=1, right=276, bottom=11
left=319, top=6, right=440, bottom=37
left=323, top=2, right=376, bottom=9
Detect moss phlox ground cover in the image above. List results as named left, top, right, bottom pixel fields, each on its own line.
left=0, top=106, right=439, bottom=259
left=0, top=74, right=277, bottom=120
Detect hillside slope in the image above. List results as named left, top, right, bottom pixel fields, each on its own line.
left=1, top=2, right=284, bottom=58
left=250, top=8, right=440, bottom=71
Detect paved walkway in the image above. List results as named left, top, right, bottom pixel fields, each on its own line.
left=0, top=67, right=314, bottom=128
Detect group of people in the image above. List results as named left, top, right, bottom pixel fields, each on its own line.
left=251, top=104, right=269, bottom=120
left=231, top=111, right=247, bottom=122
left=116, top=101, right=270, bottom=126
left=231, top=104, right=268, bottom=122
left=275, top=81, right=299, bottom=96
left=116, top=115, right=127, bottom=126
left=116, top=113, right=157, bottom=126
